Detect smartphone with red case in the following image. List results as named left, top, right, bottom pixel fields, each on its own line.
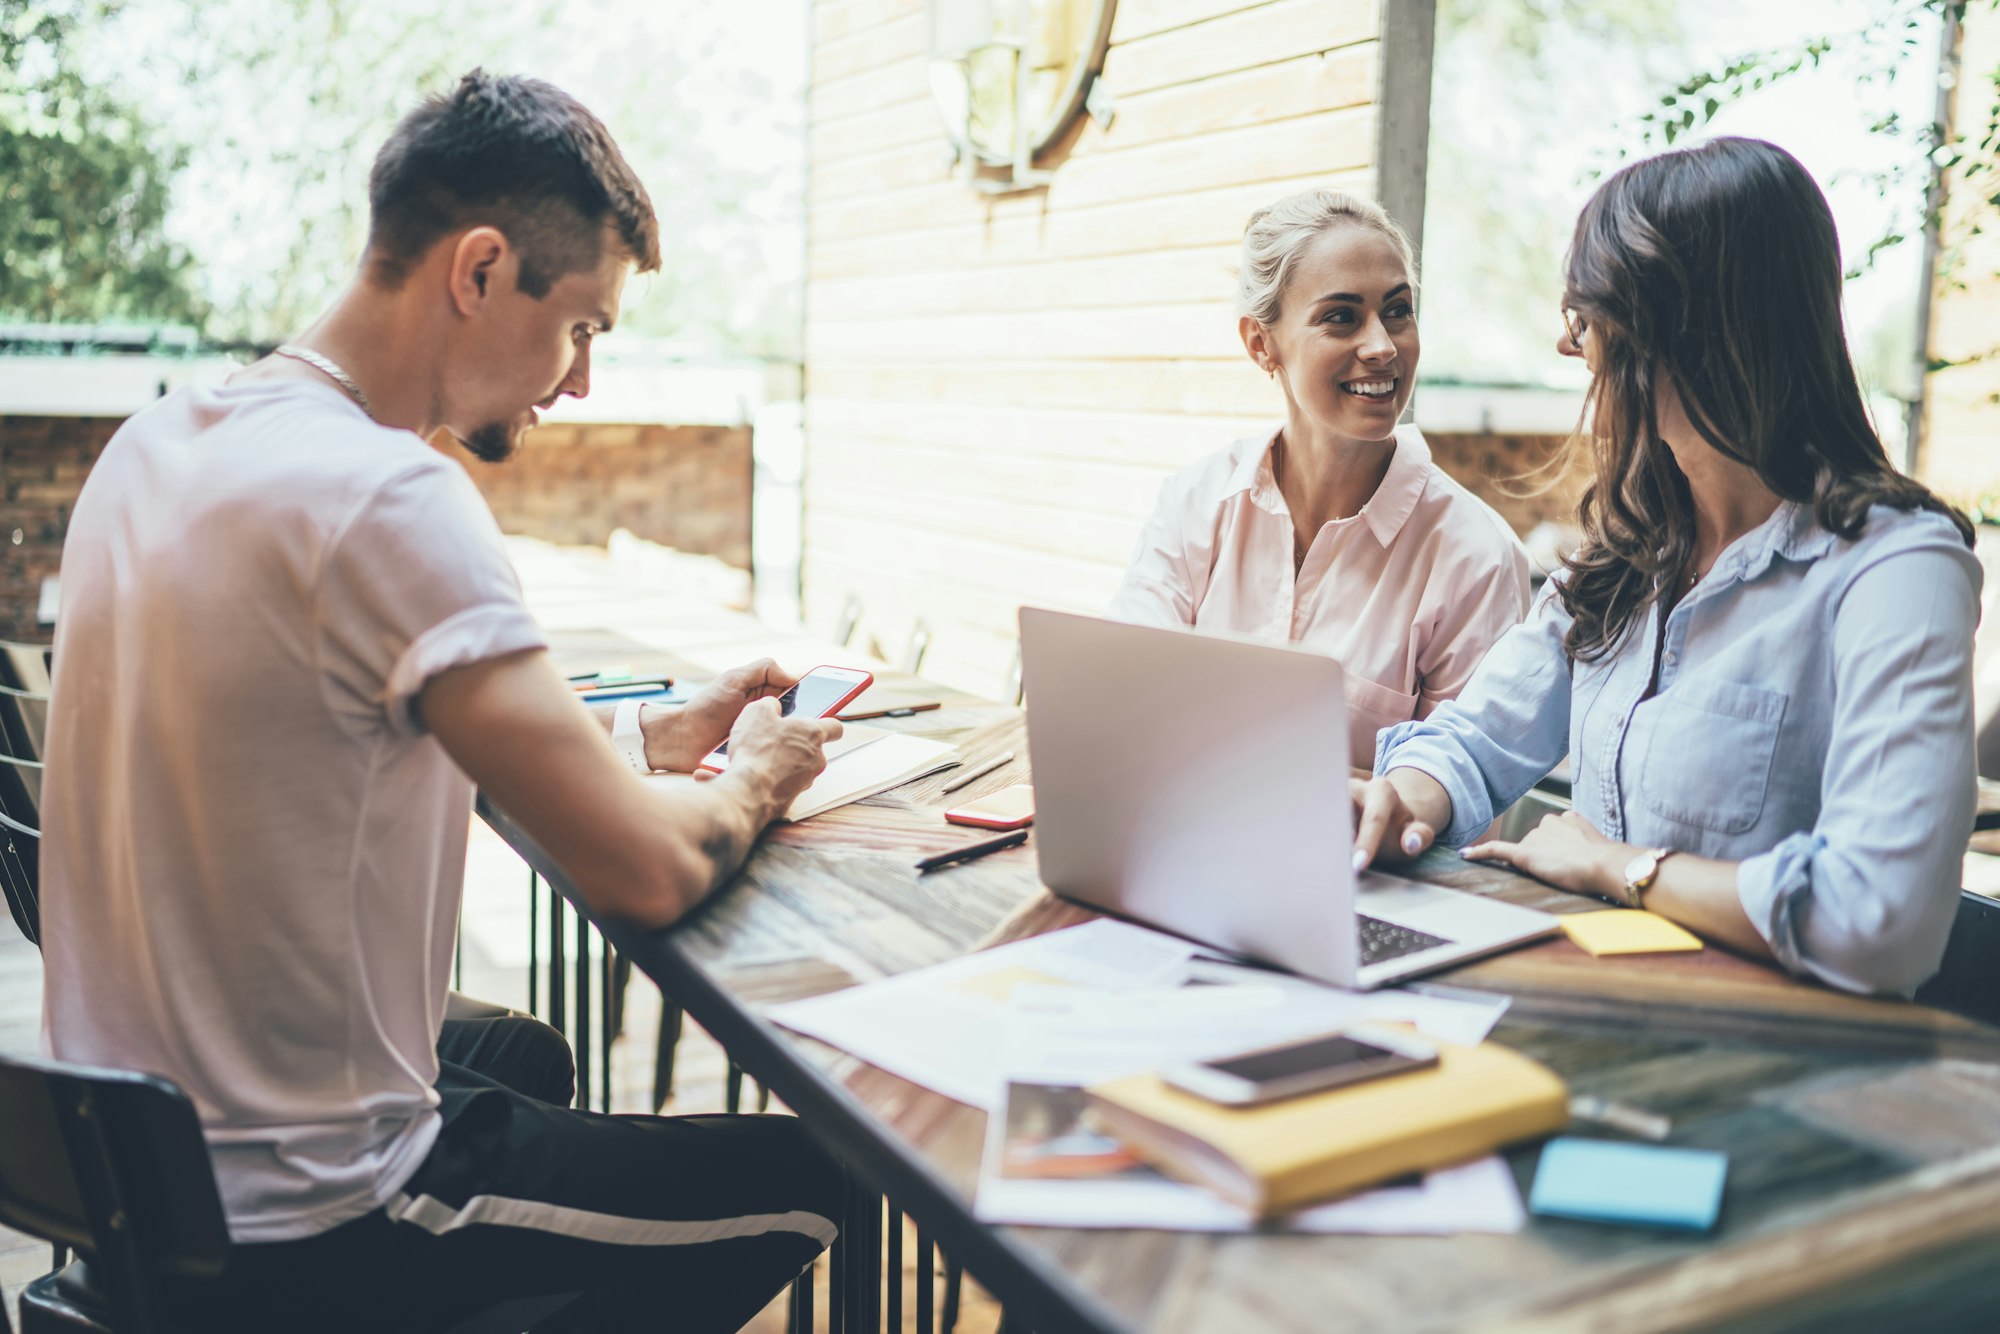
left=697, top=665, right=874, bottom=773
left=943, top=783, right=1035, bottom=830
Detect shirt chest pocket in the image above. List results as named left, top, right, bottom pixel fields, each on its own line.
left=1635, top=679, right=1788, bottom=834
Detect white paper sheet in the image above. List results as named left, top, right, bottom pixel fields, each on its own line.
left=784, top=729, right=959, bottom=820
left=768, top=921, right=1512, bottom=1111
left=642, top=724, right=958, bottom=822
left=973, top=1080, right=1525, bottom=1234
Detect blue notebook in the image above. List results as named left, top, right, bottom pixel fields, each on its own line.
left=1529, top=1137, right=1728, bottom=1231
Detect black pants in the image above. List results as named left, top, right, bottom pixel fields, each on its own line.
left=162, top=1016, right=844, bottom=1333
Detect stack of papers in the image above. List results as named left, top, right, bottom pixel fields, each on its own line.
left=979, top=1082, right=1524, bottom=1234
left=645, top=724, right=957, bottom=821
left=768, top=921, right=1526, bottom=1234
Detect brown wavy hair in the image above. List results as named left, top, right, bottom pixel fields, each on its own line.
left=1556, top=136, right=1972, bottom=662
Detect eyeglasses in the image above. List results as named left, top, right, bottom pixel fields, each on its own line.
left=1562, top=308, right=1588, bottom=352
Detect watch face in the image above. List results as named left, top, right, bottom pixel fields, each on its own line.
left=1623, top=851, right=1659, bottom=890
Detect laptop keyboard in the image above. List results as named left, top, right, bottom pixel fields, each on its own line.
left=1358, top=914, right=1451, bottom=966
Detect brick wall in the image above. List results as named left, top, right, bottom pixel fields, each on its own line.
left=0, top=415, right=119, bottom=642
left=0, top=413, right=755, bottom=642
left=433, top=421, right=754, bottom=570
left=1427, top=430, right=1584, bottom=536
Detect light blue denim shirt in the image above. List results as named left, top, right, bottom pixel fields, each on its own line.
left=1376, top=502, right=1982, bottom=996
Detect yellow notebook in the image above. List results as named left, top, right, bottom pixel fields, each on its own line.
left=1086, top=1042, right=1568, bottom=1217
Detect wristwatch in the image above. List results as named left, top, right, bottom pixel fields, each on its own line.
left=612, top=699, right=652, bottom=774
left=1618, top=846, right=1674, bottom=910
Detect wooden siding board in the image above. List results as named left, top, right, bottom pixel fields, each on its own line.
left=812, top=0, right=923, bottom=48
left=1110, top=0, right=1279, bottom=45
left=807, top=481, right=1147, bottom=566
left=807, top=168, right=1370, bottom=280
left=809, top=96, right=940, bottom=166
left=811, top=50, right=1375, bottom=206
left=1106, top=0, right=1381, bottom=96
left=813, top=53, right=934, bottom=124
left=813, top=9, right=928, bottom=86
left=804, top=400, right=1270, bottom=470
left=807, top=359, right=1277, bottom=417
left=808, top=244, right=1238, bottom=319
left=811, top=104, right=1375, bottom=239
left=807, top=299, right=1243, bottom=361
left=803, top=0, right=1398, bottom=694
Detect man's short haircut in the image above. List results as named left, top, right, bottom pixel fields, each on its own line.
left=367, top=69, right=661, bottom=297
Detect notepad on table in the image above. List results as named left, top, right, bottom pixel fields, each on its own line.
left=642, top=725, right=958, bottom=822
left=1529, top=1137, right=1727, bottom=1231
left=1561, top=910, right=1703, bottom=956
left=1086, top=1040, right=1569, bottom=1217
left=781, top=726, right=958, bottom=821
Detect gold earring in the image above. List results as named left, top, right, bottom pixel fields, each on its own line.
left=1266, top=363, right=1278, bottom=380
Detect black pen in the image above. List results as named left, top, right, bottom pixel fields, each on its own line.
left=916, top=829, right=1028, bottom=874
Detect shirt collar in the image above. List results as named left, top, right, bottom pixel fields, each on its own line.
left=1712, top=500, right=1833, bottom=588
left=1232, top=425, right=1432, bottom=548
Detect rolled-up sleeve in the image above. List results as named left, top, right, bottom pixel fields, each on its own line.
left=1736, top=543, right=1981, bottom=996
left=1414, top=535, right=1533, bottom=716
left=1106, top=475, right=1205, bottom=628
left=1375, top=581, right=1575, bottom=845
left=314, top=460, right=547, bottom=739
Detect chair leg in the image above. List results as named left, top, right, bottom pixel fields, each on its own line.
left=652, top=1002, right=683, bottom=1112
left=790, top=1259, right=815, bottom=1334
left=599, top=941, right=614, bottom=1112
left=915, top=1224, right=934, bottom=1334
left=886, top=1203, right=903, bottom=1334
left=575, top=918, right=593, bottom=1113
left=942, top=1256, right=963, bottom=1333
left=526, top=870, right=539, bottom=1017
left=610, top=950, right=631, bottom=1038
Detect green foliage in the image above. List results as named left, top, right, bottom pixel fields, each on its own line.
left=96, top=0, right=800, bottom=357
left=0, top=0, right=205, bottom=327
left=1623, top=1, right=1978, bottom=286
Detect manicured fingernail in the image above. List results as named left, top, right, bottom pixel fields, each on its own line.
left=1402, top=830, right=1423, bottom=855
left=1351, top=849, right=1369, bottom=874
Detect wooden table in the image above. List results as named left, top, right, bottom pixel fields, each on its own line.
left=481, top=661, right=2000, bottom=1333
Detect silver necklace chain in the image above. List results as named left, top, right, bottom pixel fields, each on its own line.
left=273, top=344, right=372, bottom=418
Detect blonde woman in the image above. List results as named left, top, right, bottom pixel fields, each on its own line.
left=1107, top=190, right=1531, bottom=768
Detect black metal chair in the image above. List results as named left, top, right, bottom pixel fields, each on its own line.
left=0, top=641, right=52, bottom=696
left=1, top=752, right=43, bottom=947
left=0, top=1052, right=573, bottom=1333
left=1917, top=890, right=2000, bottom=1027
left=0, top=685, right=49, bottom=763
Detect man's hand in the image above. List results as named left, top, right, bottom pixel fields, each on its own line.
left=715, top=697, right=841, bottom=821
left=641, top=658, right=797, bottom=772
left=1461, top=809, right=1628, bottom=900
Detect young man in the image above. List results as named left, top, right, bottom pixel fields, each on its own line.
left=40, top=71, right=843, bottom=1333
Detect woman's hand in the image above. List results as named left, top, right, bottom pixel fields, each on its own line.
left=1349, top=771, right=1448, bottom=872
left=1461, top=809, right=1628, bottom=900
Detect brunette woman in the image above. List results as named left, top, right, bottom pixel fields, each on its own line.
left=1357, top=137, right=1980, bottom=996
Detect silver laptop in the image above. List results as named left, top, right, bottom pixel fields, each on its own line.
left=1018, top=608, right=1559, bottom=990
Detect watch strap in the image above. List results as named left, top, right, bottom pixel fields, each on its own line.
left=1624, top=846, right=1673, bottom=910
left=612, top=699, right=651, bottom=774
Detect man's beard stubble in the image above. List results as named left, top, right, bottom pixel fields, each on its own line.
left=459, top=419, right=520, bottom=464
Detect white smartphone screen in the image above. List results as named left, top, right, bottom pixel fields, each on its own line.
left=708, top=668, right=866, bottom=761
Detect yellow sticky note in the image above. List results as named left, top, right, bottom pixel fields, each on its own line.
left=1561, top=910, right=1704, bottom=956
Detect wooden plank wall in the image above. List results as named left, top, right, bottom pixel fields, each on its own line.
left=803, top=0, right=1394, bottom=698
